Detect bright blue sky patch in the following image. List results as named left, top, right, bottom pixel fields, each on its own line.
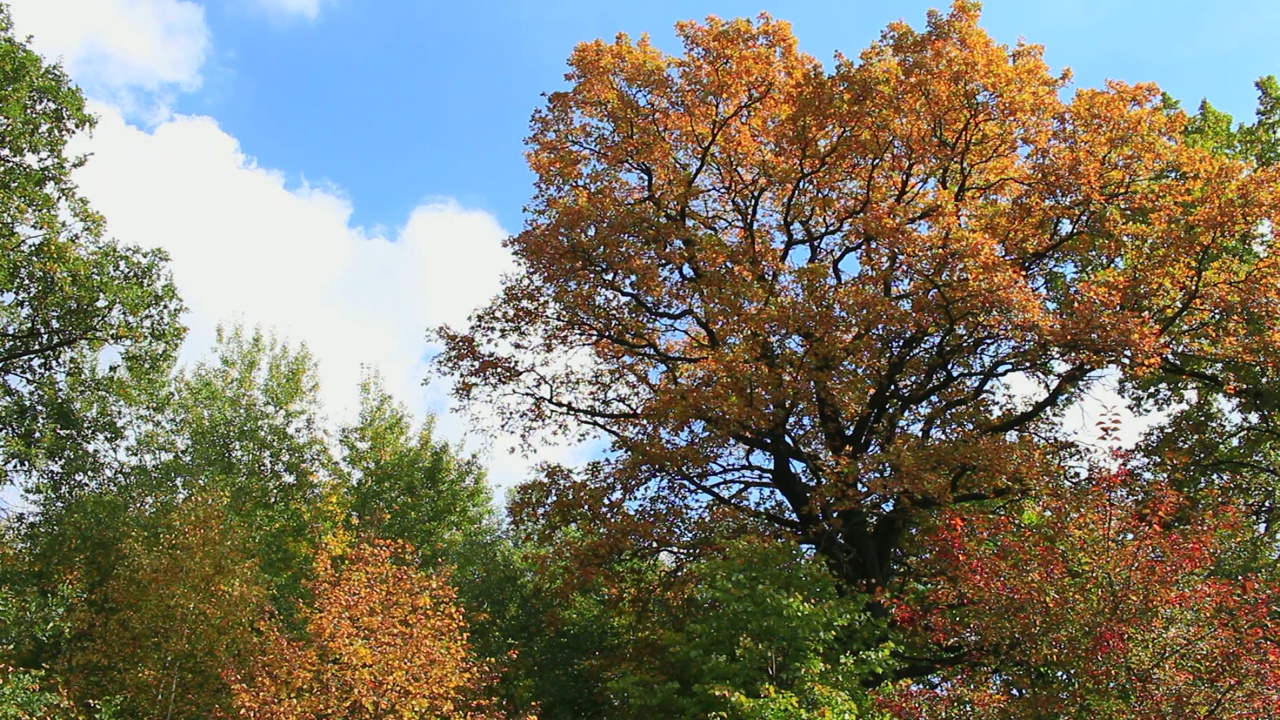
left=173, top=0, right=1280, bottom=230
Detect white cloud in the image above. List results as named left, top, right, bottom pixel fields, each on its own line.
left=69, top=102, right=579, bottom=490
left=7, top=0, right=569, bottom=491
left=8, top=0, right=208, bottom=112
left=1003, top=368, right=1165, bottom=466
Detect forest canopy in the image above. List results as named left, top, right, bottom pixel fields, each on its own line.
left=5, top=1, right=1280, bottom=718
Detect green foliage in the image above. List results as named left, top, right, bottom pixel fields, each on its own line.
left=1182, top=98, right=1237, bottom=154
left=160, top=327, right=331, bottom=604
left=0, top=5, right=183, bottom=488
left=1182, top=75, right=1280, bottom=165
left=168, top=326, right=331, bottom=498
left=0, top=578, right=120, bottom=719
left=609, top=537, right=889, bottom=720
left=480, top=512, right=890, bottom=720
left=0, top=546, right=75, bottom=673
left=489, top=543, right=630, bottom=720
left=339, top=371, right=494, bottom=564
left=0, top=666, right=82, bottom=719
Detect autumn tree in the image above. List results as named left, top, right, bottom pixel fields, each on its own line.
left=1134, top=75, right=1280, bottom=548
left=881, top=470, right=1280, bottom=719
left=436, top=0, right=1280, bottom=687
left=58, top=495, right=269, bottom=720
left=226, top=539, right=505, bottom=720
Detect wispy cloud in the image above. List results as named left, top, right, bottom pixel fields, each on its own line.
left=252, top=0, right=331, bottom=21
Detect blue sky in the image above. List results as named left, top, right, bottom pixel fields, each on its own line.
left=182, top=0, right=1280, bottom=231
left=7, top=0, right=1280, bottom=488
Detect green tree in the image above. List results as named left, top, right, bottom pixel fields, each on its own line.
left=158, top=327, right=332, bottom=604
left=338, top=371, right=494, bottom=565
left=483, top=470, right=890, bottom=720
left=0, top=665, right=117, bottom=720
left=608, top=536, right=888, bottom=720
left=0, top=5, right=183, bottom=490
left=1181, top=74, right=1280, bottom=166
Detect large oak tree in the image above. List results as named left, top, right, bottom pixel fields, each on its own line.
left=438, top=0, right=1280, bottom=592
left=436, top=1, right=1280, bottom=699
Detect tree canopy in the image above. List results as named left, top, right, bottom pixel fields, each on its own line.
left=5, top=0, right=1280, bottom=717
left=436, top=0, right=1280, bottom=710
left=0, top=6, right=183, bottom=489
left=439, top=0, right=1280, bottom=591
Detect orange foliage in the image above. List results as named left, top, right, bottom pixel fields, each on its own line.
left=226, top=540, right=510, bottom=720
left=437, top=1, right=1280, bottom=600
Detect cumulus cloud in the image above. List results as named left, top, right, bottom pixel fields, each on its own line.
left=6, top=0, right=576, bottom=491
left=8, top=0, right=208, bottom=113
left=68, top=102, right=579, bottom=489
